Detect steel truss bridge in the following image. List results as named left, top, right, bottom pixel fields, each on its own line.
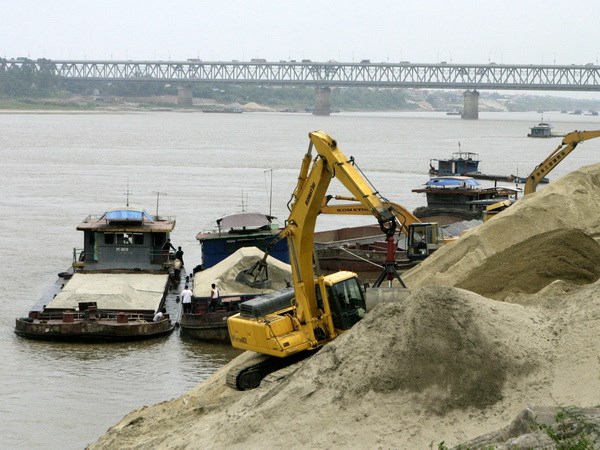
left=3, top=59, right=600, bottom=91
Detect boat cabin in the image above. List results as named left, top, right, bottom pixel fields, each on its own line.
left=528, top=121, right=553, bottom=138
left=429, top=151, right=480, bottom=176
left=196, top=212, right=289, bottom=269
left=412, top=176, right=519, bottom=222
left=75, top=207, right=176, bottom=271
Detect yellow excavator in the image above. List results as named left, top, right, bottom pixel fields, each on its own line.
left=485, top=129, right=600, bottom=219
left=523, top=129, right=600, bottom=194
left=226, top=131, right=407, bottom=390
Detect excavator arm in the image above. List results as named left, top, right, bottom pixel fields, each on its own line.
left=320, top=195, right=420, bottom=236
left=284, top=131, right=396, bottom=322
left=524, top=130, right=600, bottom=194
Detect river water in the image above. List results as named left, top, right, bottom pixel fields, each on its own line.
left=1, top=109, right=599, bottom=449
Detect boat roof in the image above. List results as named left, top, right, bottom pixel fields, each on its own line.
left=217, top=212, right=277, bottom=230
left=77, top=206, right=175, bottom=232
left=431, top=151, right=480, bottom=162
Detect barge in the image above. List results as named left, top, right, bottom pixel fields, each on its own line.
left=412, top=176, right=520, bottom=224
left=180, top=247, right=292, bottom=343
left=15, top=206, right=181, bottom=342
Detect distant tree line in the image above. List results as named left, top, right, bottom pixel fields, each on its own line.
left=0, top=58, right=63, bottom=96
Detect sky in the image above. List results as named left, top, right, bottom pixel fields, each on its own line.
left=3, top=0, right=598, bottom=64
left=2, top=0, right=600, bottom=97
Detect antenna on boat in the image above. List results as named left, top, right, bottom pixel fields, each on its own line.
left=264, top=168, right=273, bottom=216
left=240, top=189, right=246, bottom=211
left=153, top=191, right=167, bottom=219
left=124, top=180, right=132, bottom=207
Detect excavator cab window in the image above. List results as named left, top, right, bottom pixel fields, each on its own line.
left=326, top=277, right=366, bottom=330
left=407, top=223, right=443, bottom=261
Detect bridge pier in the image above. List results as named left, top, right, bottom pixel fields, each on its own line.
left=462, top=90, right=479, bottom=120
left=314, top=87, right=331, bottom=116
left=177, top=85, right=194, bottom=107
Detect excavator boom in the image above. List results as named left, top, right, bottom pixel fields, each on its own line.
left=524, top=130, right=600, bottom=194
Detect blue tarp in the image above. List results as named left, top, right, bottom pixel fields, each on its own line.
left=425, top=177, right=481, bottom=188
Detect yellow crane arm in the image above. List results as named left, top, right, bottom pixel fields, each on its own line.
left=320, top=194, right=421, bottom=236
left=283, top=130, right=395, bottom=323
left=524, top=130, right=600, bottom=195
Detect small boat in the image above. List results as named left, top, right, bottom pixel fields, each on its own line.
left=527, top=120, right=555, bottom=138
left=446, top=110, right=462, bottom=116
left=179, top=247, right=292, bottom=343
left=202, top=108, right=243, bottom=113
left=429, top=150, right=481, bottom=177
left=195, top=211, right=289, bottom=271
left=430, top=148, right=549, bottom=184
left=15, top=206, right=181, bottom=342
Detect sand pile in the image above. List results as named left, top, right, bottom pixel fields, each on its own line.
left=456, top=228, right=600, bottom=300
left=193, top=247, right=292, bottom=297
left=403, top=163, right=600, bottom=290
left=89, top=163, right=600, bottom=448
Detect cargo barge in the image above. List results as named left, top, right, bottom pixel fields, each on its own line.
left=15, top=206, right=182, bottom=342
left=180, top=247, right=292, bottom=344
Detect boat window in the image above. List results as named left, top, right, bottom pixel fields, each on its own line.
left=116, top=233, right=132, bottom=245
left=103, top=233, right=144, bottom=245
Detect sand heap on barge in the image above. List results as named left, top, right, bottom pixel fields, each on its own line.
left=15, top=206, right=181, bottom=342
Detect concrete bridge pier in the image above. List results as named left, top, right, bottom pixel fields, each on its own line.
left=177, top=85, right=194, bottom=107
left=462, top=90, right=479, bottom=120
left=314, top=87, right=331, bottom=116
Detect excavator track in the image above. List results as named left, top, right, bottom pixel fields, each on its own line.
left=226, top=351, right=316, bottom=391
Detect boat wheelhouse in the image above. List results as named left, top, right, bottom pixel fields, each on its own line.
left=195, top=212, right=289, bottom=270
left=429, top=151, right=481, bottom=176
left=527, top=121, right=554, bottom=138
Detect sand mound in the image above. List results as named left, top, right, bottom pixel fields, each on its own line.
left=193, top=247, right=292, bottom=296
left=91, top=285, right=560, bottom=449
left=456, top=228, right=600, bottom=300
left=403, top=163, right=600, bottom=290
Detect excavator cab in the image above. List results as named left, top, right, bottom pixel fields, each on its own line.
left=406, top=223, right=444, bottom=261
left=317, top=274, right=366, bottom=331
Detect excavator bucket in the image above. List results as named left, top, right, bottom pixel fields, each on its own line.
left=235, top=258, right=273, bottom=289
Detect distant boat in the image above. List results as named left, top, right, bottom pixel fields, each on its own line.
left=429, top=148, right=549, bottom=184
left=527, top=120, right=554, bottom=138
left=202, top=108, right=243, bottom=113
left=429, top=150, right=481, bottom=177
left=446, top=110, right=462, bottom=116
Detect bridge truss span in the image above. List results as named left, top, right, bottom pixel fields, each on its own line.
left=3, top=59, right=600, bottom=91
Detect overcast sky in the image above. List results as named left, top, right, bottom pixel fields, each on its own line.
left=3, top=0, right=599, bottom=64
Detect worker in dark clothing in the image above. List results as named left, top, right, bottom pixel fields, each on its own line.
left=175, top=246, right=184, bottom=267
left=161, top=239, right=176, bottom=262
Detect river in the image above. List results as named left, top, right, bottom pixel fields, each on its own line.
left=1, top=109, right=599, bottom=449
